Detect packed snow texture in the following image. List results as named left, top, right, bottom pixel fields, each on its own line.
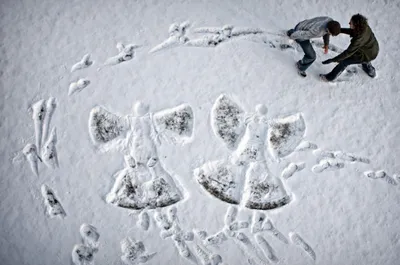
left=1, top=0, right=400, bottom=265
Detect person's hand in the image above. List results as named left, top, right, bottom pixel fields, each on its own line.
left=322, top=59, right=334, bottom=64
left=323, top=45, right=329, bottom=54
left=286, top=29, right=294, bottom=38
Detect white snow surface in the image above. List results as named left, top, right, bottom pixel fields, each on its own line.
left=1, top=0, right=400, bottom=265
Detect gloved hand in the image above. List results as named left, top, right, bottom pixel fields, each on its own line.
left=323, top=45, right=329, bottom=54
left=322, top=59, right=334, bottom=64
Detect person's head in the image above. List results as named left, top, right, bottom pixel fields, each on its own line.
left=349, top=13, right=368, bottom=35
left=327, top=20, right=341, bottom=36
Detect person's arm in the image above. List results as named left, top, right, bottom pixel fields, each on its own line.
left=289, top=30, right=316, bottom=40
left=331, top=36, right=363, bottom=62
left=322, top=33, right=330, bottom=53
left=340, top=28, right=354, bottom=36
left=323, top=33, right=330, bottom=47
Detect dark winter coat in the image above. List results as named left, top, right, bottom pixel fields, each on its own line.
left=332, top=25, right=379, bottom=62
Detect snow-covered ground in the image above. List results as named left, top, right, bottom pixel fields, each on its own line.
left=1, top=0, right=400, bottom=264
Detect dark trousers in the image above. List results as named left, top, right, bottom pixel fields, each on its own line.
left=287, top=28, right=316, bottom=71
left=325, top=58, right=374, bottom=80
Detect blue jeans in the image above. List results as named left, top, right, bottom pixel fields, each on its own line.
left=297, top=40, right=316, bottom=71
left=287, top=29, right=316, bottom=71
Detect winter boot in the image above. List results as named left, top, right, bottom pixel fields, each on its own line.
left=319, top=74, right=330, bottom=82
left=362, top=62, right=376, bottom=78
left=296, top=61, right=307, bottom=77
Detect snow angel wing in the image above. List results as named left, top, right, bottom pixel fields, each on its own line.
left=211, top=94, right=246, bottom=150
left=88, top=106, right=129, bottom=145
left=151, top=103, right=194, bottom=144
left=267, top=113, right=305, bottom=158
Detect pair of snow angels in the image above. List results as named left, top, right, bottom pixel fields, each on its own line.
left=88, top=96, right=305, bottom=211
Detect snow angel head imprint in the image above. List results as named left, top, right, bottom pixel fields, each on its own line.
left=133, top=101, right=150, bottom=117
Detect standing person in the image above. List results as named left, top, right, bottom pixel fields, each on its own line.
left=320, top=14, right=379, bottom=81
left=287, top=17, right=341, bottom=77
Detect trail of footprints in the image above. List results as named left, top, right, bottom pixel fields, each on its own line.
left=234, top=206, right=316, bottom=264
left=23, top=97, right=58, bottom=176
left=64, top=21, right=358, bottom=97
left=195, top=205, right=316, bottom=264
left=133, top=206, right=223, bottom=265
left=311, top=148, right=398, bottom=185
left=68, top=206, right=316, bottom=265
left=69, top=54, right=93, bottom=96
left=72, top=224, right=100, bottom=265
left=64, top=22, right=352, bottom=98
left=187, top=25, right=263, bottom=47
left=149, top=22, right=263, bottom=53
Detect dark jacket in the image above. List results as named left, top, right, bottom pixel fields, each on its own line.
left=332, top=25, right=379, bottom=62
